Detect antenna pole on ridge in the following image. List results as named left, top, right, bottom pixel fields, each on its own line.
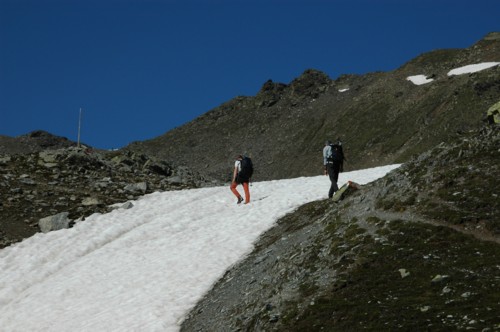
left=77, top=108, right=82, bottom=148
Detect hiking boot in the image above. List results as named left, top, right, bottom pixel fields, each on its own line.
left=237, top=196, right=244, bottom=204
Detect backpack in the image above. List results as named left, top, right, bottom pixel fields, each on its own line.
left=238, top=156, right=254, bottom=180
left=327, top=143, right=344, bottom=162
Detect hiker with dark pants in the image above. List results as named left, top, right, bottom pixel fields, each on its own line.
left=230, top=155, right=252, bottom=204
left=323, top=140, right=344, bottom=198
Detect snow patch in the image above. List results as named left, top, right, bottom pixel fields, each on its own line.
left=407, top=75, right=434, bottom=85
left=0, top=167, right=400, bottom=330
left=448, top=62, right=500, bottom=76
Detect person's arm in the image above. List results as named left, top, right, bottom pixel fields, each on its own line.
left=232, top=160, right=240, bottom=182
left=322, top=146, right=329, bottom=175
left=323, top=146, right=331, bottom=165
left=232, top=165, right=238, bottom=182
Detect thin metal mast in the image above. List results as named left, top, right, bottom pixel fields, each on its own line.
left=77, top=108, right=82, bottom=148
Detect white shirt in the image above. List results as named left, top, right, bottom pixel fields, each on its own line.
left=234, top=160, right=241, bottom=172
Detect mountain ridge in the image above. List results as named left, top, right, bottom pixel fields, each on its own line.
left=126, top=32, right=500, bottom=182
left=0, top=130, right=77, bottom=155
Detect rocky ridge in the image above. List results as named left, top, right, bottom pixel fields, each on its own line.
left=0, top=130, right=76, bottom=155
left=127, top=32, right=500, bottom=182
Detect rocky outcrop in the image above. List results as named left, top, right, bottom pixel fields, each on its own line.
left=0, top=146, right=211, bottom=248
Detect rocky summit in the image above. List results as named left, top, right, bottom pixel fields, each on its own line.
left=0, top=142, right=209, bottom=248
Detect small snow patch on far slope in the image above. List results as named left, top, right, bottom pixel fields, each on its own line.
left=407, top=75, right=434, bottom=85
left=448, top=62, right=500, bottom=76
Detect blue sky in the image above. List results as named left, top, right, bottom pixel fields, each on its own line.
left=1, top=0, right=499, bottom=149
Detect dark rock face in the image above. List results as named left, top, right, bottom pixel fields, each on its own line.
left=181, top=125, right=500, bottom=332
left=126, top=34, right=500, bottom=182
left=0, top=147, right=210, bottom=248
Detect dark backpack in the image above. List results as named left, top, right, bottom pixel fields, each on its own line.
left=328, top=143, right=344, bottom=162
left=238, top=156, right=254, bottom=180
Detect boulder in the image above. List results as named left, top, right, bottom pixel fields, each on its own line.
left=332, top=181, right=361, bottom=202
left=39, top=212, right=71, bottom=233
left=82, top=197, right=101, bottom=206
left=38, top=151, right=58, bottom=163
left=486, top=100, right=500, bottom=124
left=108, top=201, right=134, bottom=212
left=0, top=155, right=11, bottom=165
left=124, top=182, right=148, bottom=193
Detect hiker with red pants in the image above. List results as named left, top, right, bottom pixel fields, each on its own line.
left=230, top=155, right=252, bottom=204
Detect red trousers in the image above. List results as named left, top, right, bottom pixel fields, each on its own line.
left=230, top=181, right=250, bottom=203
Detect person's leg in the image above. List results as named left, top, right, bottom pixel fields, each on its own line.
left=243, top=182, right=250, bottom=204
left=230, top=182, right=243, bottom=203
left=327, top=164, right=335, bottom=198
left=332, top=163, right=341, bottom=186
left=327, top=164, right=339, bottom=198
